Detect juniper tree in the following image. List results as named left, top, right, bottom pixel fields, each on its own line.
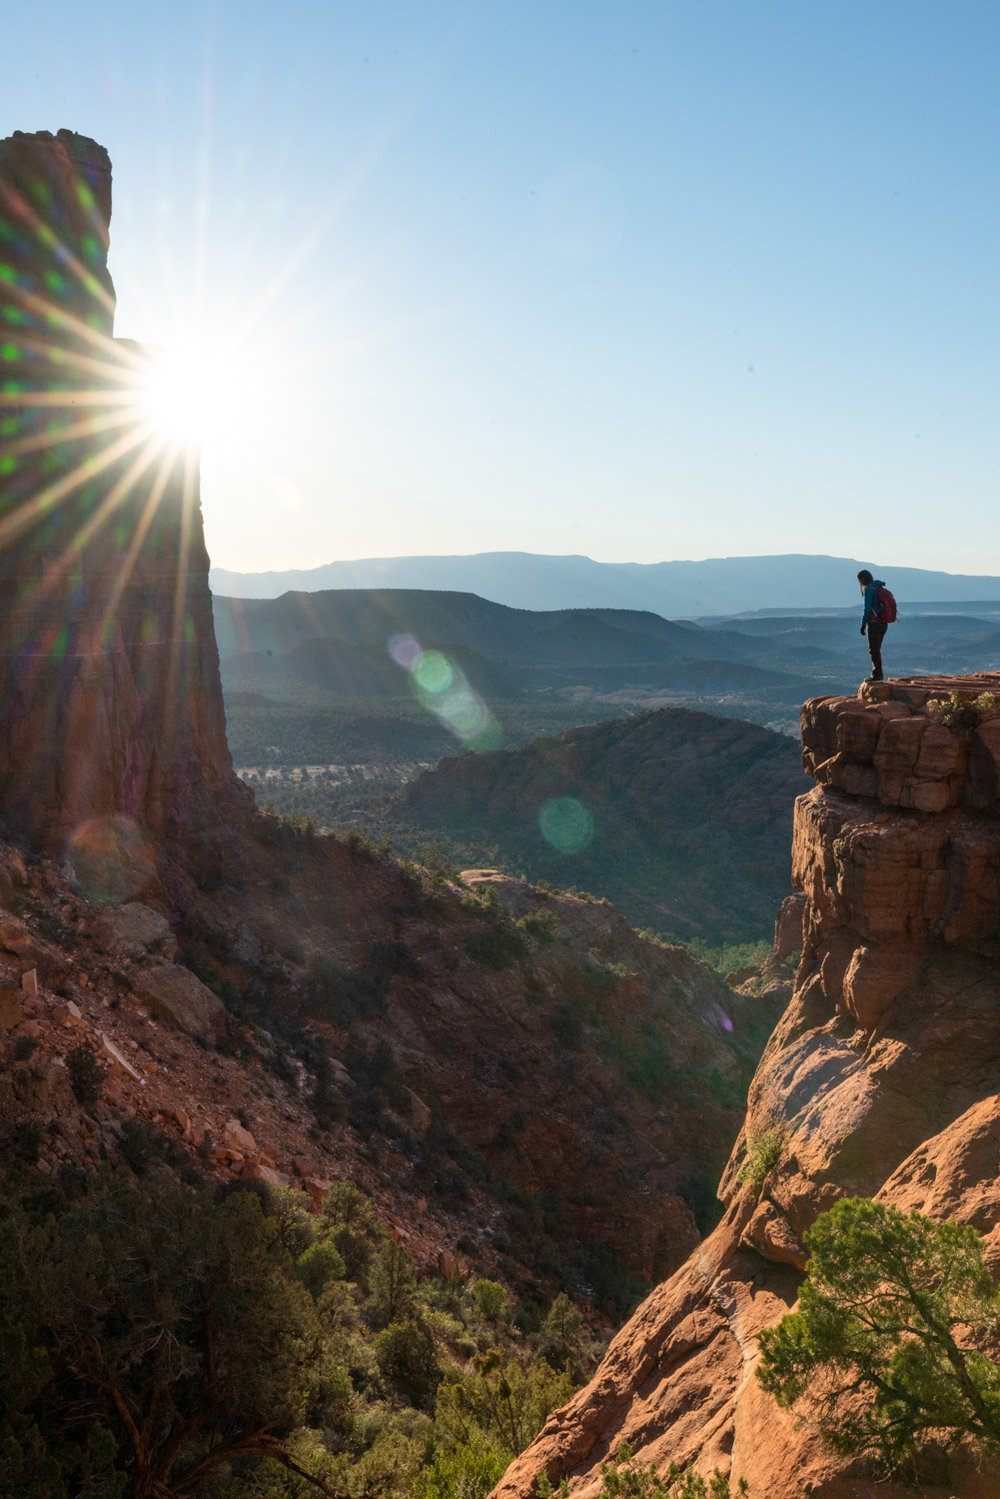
left=757, top=1197, right=1000, bottom=1473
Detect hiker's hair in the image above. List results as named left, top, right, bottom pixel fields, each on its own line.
left=857, top=569, right=874, bottom=585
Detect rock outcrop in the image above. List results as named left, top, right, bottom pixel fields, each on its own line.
left=497, top=676, right=1000, bottom=1499
left=0, top=129, right=242, bottom=876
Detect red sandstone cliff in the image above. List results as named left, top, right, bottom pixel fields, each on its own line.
left=496, top=676, right=1000, bottom=1499
left=0, top=129, right=242, bottom=877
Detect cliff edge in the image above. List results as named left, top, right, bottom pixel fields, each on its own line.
left=496, top=675, right=1000, bottom=1499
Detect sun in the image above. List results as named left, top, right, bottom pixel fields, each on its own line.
left=124, top=337, right=255, bottom=455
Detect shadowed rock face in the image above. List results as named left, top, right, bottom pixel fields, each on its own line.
left=0, top=129, right=242, bottom=877
left=496, top=678, right=1000, bottom=1499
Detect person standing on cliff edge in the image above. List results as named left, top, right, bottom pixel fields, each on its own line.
left=857, top=568, right=890, bottom=681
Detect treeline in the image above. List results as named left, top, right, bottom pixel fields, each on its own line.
left=222, top=694, right=620, bottom=771
left=0, top=1159, right=602, bottom=1498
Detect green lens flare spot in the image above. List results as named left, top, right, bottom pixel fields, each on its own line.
left=0, top=264, right=16, bottom=283
left=437, top=688, right=488, bottom=738
left=538, top=797, right=594, bottom=854
left=0, top=455, right=17, bottom=475
left=413, top=650, right=453, bottom=694
left=1, top=343, right=20, bottom=362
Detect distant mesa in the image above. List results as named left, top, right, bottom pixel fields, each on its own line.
left=212, top=586, right=807, bottom=705
left=210, top=550, right=1000, bottom=618
left=213, top=584, right=1000, bottom=734
left=0, top=129, right=242, bottom=871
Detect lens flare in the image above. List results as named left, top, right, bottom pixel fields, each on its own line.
left=388, top=633, right=422, bottom=670
left=412, top=649, right=454, bottom=694
left=389, top=635, right=502, bottom=750
left=538, top=796, right=594, bottom=854
left=64, top=816, right=156, bottom=904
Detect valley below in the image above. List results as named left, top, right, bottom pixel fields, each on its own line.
left=217, top=587, right=1000, bottom=950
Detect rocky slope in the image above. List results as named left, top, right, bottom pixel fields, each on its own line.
left=397, top=708, right=810, bottom=944
left=0, top=823, right=790, bottom=1310
left=496, top=674, right=1000, bottom=1498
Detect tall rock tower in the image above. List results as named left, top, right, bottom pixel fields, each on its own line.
left=0, top=129, right=242, bottom=882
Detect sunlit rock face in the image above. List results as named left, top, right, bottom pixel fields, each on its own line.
left=0, top=129, right=240, bottom=877
left=496, top=677, right=1000, bottom=1499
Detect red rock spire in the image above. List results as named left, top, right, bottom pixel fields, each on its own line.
left=0, top=130, right=242, bottom=884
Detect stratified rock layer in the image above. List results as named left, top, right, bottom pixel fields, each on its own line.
left=0, top=130, right=241, bottom=872
left=497, top=678, right=1000, bottom=1499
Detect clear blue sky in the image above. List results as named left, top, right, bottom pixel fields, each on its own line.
left=6, top=1, right=1000, bottom=575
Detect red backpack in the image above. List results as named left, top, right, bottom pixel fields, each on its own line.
left=875, top=584, right=898, bottom=624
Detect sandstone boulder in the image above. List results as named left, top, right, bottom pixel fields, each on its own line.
left=0, top=917, right=68, bottom=984
left=92, top=902, right=178, bottom=959
left=0, top=985, right=23, bottom=1031
left=224, top=1117, right=258, bottom=1156
left=131, top=965, right=227, bottom=1043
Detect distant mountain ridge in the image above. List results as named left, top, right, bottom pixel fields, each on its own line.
left=210, top=551, right=1000, bottom=618
left=212, top=588, right=808, bottom=703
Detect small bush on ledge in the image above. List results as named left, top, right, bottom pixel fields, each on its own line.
left=926, top=690, right=1000, bottom=729
left=736, top=1121, right=789, bottom=1188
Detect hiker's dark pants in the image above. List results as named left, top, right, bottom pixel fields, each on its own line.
left=866, top=621, right=887, bottom=678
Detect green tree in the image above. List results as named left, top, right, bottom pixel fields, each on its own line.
left=757, top=1197, right=1000, bottom=1474
left=435, top=1351, right=573, bottom=1455
left=418, top=1435, right=510, bottom=1499
left=321, top=1180, right=386, bottom=1284
left=370, top=1240, right=419, bottom=1328
left=374, top=1318, right=441, bottom=1411
left=472, top=1279, right=509, bottom=1325
left=538, top=1293, right=583, bottom=1375
left=0, top=1166, right=341, bottom=1497
left=565, top=1443, right=746, bottom=1499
